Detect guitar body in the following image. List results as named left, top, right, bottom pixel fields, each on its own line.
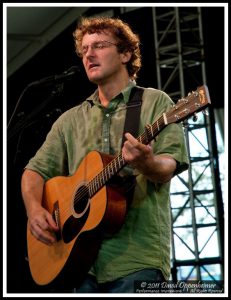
left=27, top=150, right=127, bottom=287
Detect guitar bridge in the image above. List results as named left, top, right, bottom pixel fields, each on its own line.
left=52, top=201, right=62, bottom=241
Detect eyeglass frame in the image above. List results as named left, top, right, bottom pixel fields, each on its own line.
left=79, top=40, right=118, bottom=57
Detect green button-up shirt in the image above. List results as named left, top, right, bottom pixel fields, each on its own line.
left=25, top=81, right=189, bottom=282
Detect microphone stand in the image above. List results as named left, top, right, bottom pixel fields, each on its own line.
left=7, top=82, right=64, bottom=142
left=8, top=65, right=80, bottom=165
left=7, top=65, right=79, bottom=133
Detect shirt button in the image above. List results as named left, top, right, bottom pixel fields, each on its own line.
left=104, top=138, right=108, bottom=142
left=106, top=114, right=110, bottom=117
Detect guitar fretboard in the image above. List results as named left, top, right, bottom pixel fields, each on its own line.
left=87, top=114, right=167, bottom=197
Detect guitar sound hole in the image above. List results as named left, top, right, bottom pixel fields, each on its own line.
left=62, top=184, right=90, bottom=243
left=74, top=185, right=89, bottom=214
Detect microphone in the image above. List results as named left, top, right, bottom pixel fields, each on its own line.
left=7, top=66, right=80, bottom=129
left=29, top=66, right=80, bottom=86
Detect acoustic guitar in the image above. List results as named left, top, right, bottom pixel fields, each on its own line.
left=27, top=85, right=211, bottom=287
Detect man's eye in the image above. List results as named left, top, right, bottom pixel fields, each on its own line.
left=95, top=43, right=104, bottom=49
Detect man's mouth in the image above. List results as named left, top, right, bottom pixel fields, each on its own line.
left=89, top=63, right=100, bottom=70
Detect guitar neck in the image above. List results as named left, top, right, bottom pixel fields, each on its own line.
left=87, top=84, right=211, bottom=197
left=88, top=114, right=167, bottom=197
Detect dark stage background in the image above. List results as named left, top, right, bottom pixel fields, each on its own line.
left=6, top=7, right=224, bottom=293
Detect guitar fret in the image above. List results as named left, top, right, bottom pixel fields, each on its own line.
left=110, top=160, right=115, bottom=175
left=99, top=172, right=103, bottom=185
left=137, top=136, right=142, bottom=143
left=91, top=184, right=95, bottom=197
left=88, top=183, right=92, bottom=197
left=118, top=154, right=123, bottom=169
left=163, top=113, right=168, bottom=125
left=92, top=178, right=97, bottom=194
left=96, top=175, right=100, bottom=190
left=117, top=157, right=121, bottom=170
left=107, top=164, right=112, bottom=179
left=156, top=119, right=160, bottom=131
left=116, top=159, right=119, bottom=170
left=101, top=170, right=106, bottom=184
left=99, top=176, right=103, bottom=187
left=107, top=162, right=113, bottom=178
left=150, top=124, right=154, bottom=137
left=113, top=158, right=117, bottom=172
left=104, top=167, right=108, bottom=182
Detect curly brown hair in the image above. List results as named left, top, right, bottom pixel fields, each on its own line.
left=73, top=16, right=142, bottom=80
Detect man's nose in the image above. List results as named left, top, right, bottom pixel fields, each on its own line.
left=85, top=45, right=96, bottom=57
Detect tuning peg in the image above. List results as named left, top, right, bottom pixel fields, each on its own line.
left=182, top=120, right=189, bottom=128
left=202, top=109, right=209, bottom=116
left=192, top=113, right=198, bottom=122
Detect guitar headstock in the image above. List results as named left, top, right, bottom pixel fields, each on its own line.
left=166, top=85, right=211, bottom=124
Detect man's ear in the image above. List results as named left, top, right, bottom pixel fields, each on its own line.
left=121, top=51, right=132, bottom=64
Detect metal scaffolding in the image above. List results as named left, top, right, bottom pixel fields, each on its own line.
left=152, top=7, right=224, bottom=281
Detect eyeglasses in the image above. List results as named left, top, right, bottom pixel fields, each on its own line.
left=79, top=40, right=118, bottom=57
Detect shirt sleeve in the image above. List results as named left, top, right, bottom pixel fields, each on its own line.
left=141, top=88, right=189, bottom=176
left=24, top=114, right=69, bottom=181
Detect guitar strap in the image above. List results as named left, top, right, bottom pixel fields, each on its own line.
left=120, top=86, right=144, bottom=207
left=108, top=86, right=144, bottom=205
left=121, top=86, right=144, bottom=147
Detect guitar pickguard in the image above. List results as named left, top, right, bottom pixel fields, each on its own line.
left=62, top=206, right=90, bottom=243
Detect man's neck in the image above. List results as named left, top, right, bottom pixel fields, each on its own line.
left=98, top=76, right=130, bottom=107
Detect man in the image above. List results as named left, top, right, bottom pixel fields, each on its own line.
left=21, top=16, right=189, bottom=293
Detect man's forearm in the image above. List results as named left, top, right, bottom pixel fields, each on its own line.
left=135, top=154, right=177, bottom=183
left=21, top=169, right=45, bottom=216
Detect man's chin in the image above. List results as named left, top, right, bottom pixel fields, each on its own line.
left=88, top=76, right=103, bottom=85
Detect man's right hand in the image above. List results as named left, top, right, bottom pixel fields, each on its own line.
left=27, top=205, right=59, bottom=245
left=21, top=169, right=59, bottom=246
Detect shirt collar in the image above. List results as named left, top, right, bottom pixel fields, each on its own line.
left=86, top=80, right=137, bottom=108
